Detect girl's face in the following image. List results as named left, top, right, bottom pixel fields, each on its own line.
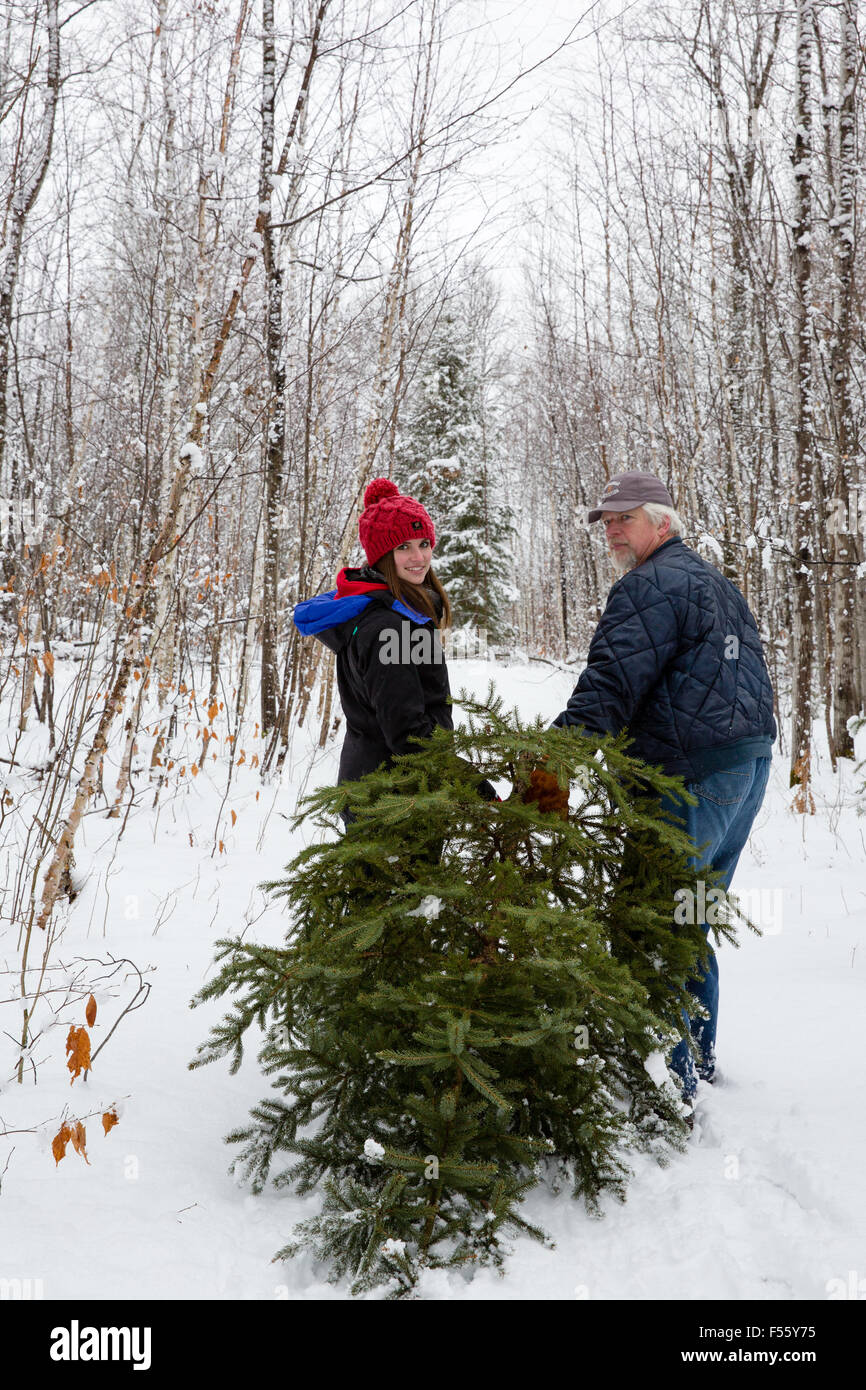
left=392, top=537, right=432, bottom=585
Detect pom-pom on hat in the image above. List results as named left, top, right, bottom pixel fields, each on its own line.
left=358, top=477, right=436, bottom=566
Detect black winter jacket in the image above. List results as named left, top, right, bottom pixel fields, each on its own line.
left=553, top=536, right=776, bottom=779
left=293, top=566, right=452, bottom=785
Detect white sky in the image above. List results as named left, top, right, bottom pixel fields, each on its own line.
left=435, top=0, right=638, bottom=291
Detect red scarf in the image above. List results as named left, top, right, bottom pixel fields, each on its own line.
left=334, top=567, right=388, bottom=598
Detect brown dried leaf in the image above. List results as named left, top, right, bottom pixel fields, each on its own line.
left=52, top=1122, right=72, bottom=1165
left=85, top=994, right=97, bottom=1027
left=207, top=700, right=218, bottom=724
left=43, top=650, right=55, bottom=677
left=66, top=1025, right=91, bottom=1084
left=230, top=809, right=237, bottom=826
left=70, top=1120, right=90, bottom=1165
left=102, top=1108, right=119, bottom=1136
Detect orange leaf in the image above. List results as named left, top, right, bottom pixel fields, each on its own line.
left=218, top=840, right=225, bottom=853
left=70, top=1120, right=90, bottom=1165
left=102, top=1108, right=119, bottom=1136
left=133, top=669, right=141, bottom=680
left=207, top=701, right=218, bottom=723
left=255, top=790, right=260, bottom=801
left=52, top=1122, right=72, bottom=1165
left=251, top=754, right=259, bottom=768
left=85, top=994, right=97, bottom=1027
left=191, top=763, right=199, bottom=777
left=230, top=809, right=237, bottom=826
left=43, top=651, right=55, bottom=677
left=237, top=750, right=245, bottom=765
left=66, top=1025, right=91, bottom=1084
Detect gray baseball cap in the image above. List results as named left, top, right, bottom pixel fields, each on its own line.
left=588, top=471, right=675, bottom=523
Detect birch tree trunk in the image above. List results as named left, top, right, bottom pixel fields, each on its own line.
left=790, top=0, right=816, bottom=810
left=149, top=0, right=186, bottom=691
left=258, top=0, right=329, bottom=732
left=259, top=0, right=285, bottom=734
left=0, top=0, right=59, bottom=572
left=828, top=0, right=859, bottom=759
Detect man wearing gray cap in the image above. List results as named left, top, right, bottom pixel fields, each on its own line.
left=553, top=471, right=776, bottom=1107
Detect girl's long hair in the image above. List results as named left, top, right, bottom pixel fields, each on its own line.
left=377, top=549, right=452, bottom=629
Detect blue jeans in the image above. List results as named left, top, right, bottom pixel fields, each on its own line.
left=660, top=757, right=771, bottom=1099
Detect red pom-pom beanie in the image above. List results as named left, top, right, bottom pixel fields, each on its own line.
left=358, top=478, right=436, bottom=566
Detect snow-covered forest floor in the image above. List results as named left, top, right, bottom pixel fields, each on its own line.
left=2, top=656, right=865, bottom=1301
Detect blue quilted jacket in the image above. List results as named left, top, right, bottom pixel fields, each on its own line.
left=553, top=537, right=776, bottom=779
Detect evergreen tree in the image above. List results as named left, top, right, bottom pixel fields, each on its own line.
left=191, top=692, right=734, bottom=1297
left=395, top=316, right=515, bottom=644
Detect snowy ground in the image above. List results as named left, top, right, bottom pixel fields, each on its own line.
left=2, top=658, right=865, bottom=1301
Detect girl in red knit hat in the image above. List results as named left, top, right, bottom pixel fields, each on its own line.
left=294, top=478, right=469, bottom=800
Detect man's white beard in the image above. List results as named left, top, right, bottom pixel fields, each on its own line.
left=610, top=546, right=638, bottom=573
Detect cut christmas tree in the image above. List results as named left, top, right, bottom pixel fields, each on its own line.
left=191, top=691, right=734, bottom=1296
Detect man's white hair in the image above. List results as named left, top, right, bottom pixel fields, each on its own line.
left=641, top=502, right=683, bottom=536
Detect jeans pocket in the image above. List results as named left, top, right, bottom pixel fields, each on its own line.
left=687, top=766, right=752, bottom=807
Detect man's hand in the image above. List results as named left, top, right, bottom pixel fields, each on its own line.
left=519, top=766, right=569, bottom=821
